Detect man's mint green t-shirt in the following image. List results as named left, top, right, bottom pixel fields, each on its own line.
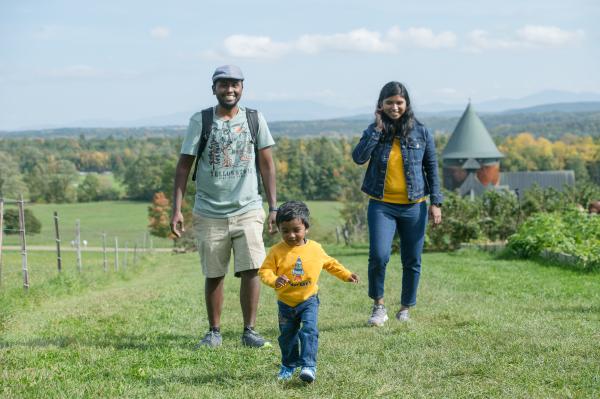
left=180, top=106, right=275, bottom=218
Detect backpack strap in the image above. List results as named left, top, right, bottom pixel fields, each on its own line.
left=245, top=108, right=262, bottom=194
left=191, top=107, right=214, bottom=182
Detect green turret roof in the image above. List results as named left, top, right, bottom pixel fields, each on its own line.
left=442, top=103, right=504, bottom=160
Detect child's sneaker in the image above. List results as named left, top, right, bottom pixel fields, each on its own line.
left=299, top=366, right=316, bottom=383
left=367, top=304, right=388, bottom=327
left=277, top=365, right=296, bottom=381
left=396, top=309, right=410, bottom=321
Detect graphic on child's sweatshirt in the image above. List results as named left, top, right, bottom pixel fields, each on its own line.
left=207, top=121, right=254, bottom=179
left=292, top=257, right=304, bottom=281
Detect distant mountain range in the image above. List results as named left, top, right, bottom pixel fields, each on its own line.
left=3, top=90, right=600, bottom=132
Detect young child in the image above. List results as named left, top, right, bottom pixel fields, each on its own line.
left=258, top=201, right=359, bottom=383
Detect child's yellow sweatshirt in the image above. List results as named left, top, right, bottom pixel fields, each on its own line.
left=259, top=240, right=352, bottom=307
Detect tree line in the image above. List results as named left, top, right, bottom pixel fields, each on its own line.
left=1, top=133, right=599, bottom=204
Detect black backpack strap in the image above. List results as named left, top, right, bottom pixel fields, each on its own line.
left=245, top=108, right=262, bottom=193
left=191, top=107, right=214, bottom=182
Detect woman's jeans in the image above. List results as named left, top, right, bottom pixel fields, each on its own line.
left=277, top=295, right=319, bottom=368
left=367, top=200, right=428, bottom=307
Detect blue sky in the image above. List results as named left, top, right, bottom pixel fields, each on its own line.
left=1, top=0, right=598, bottom=129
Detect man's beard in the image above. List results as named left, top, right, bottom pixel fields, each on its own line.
left=217, top=97, right=239, bottom=110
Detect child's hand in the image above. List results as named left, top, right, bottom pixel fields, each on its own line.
left=347, top=273, right=359, bottom=283
left=275, top=275, right=290, bottom=288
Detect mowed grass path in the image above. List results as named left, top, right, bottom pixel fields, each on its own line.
left=1, top=248, right=598, bottom=398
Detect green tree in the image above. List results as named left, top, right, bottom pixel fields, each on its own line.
left=2, top=208, right=42, bottom=235
left=0, top=151, right=29, bottom=199
left=77, top=173, right=102, bottom=202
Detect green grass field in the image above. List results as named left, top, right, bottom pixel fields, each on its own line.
left=1, top=247, right=598, bottom=398
left=1, top=201, right=343, bottom=249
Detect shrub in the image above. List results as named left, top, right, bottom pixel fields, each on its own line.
left=2, top=208, right=42, bottom=235
left=508, top=208, right=600, bottom=271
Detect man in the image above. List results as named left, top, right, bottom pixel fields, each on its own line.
left=171, top=65, right=277, bottom=348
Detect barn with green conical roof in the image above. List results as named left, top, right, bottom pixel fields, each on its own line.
left=442, top=103, right=504, bottom=191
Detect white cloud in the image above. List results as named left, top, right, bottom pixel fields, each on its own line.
left=150, top=26, right=170, bottom=39
left=465, top=29, right=519, bottom=51
left=220, top=27, right=454, bottom=59
left=466, top=26, right=585, bottom=51
left=296, top=29, right=394, bottom=54
left=216, top=25, right=585, bottom=59
left=517, top=25, right=584, bottom=46
left=224, top=35, right=290, bottom=58
left=387, top=27, right=457, bottom=48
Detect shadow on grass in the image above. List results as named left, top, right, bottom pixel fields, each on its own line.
left=544, top=304, right=600, bottom=314
left=494, top=249, right=598, bottom=274
left=148, top=370, right=265, bottom=386
left=0, top=331, right=197, bottom=350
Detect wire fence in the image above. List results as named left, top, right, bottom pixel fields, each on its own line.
left=0, top=196, right=157, bottom=290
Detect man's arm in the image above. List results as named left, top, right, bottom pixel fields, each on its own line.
left=258, top=146, right=277, bottom=234
left=171, top=154, right=195, bottom=237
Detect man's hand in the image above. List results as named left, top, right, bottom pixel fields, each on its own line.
left=267, top=211, right=278, bottom=234
left=171, top=211, right=185, bottom=238
left=275, top=274, right=290, bottom=288
left=347, top=273, right=360, bottom=283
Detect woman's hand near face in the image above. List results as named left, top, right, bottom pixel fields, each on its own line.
left=374, top=108, right=384, bottom=132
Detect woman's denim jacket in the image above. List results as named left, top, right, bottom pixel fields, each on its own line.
left=352, top=121, right=443, bottom=205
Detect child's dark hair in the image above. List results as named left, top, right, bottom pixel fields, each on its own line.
left=276, top=201, right=310, bottom=228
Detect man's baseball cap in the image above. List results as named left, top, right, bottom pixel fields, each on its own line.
left=212, top=65, right=244, bottom=83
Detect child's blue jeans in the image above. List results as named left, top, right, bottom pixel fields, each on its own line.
left=277, top=295, right=319, bottom=368
left=367, top=199, right=428, bottom=307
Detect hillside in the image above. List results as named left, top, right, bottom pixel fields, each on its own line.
left=2, top=102, right=600, bottom=139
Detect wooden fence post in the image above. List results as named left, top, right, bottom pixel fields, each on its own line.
left=54, top=211, right=62, bottom=272
left=114, top=237, right=119, bottom=271
left=102, top=233, right=107, bottom=272
left=143, top=232, right=148, bottom=254
left=123, top=243, right=128, bottom=270
left=18, top=195, right=29, bottom=290
left=0, top=198, right=4, bottom=286
left=75, top=219, right=82, bottom=272
left=134, top=242, right=138, bottom=265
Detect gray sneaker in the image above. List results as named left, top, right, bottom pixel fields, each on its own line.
left=367, top=304, right=388, bottom=327
left=241, top=328, right=271, bottom=348
left=195, top=330, right=222, bottom=348
left=396, top=309, right=410, bottom=321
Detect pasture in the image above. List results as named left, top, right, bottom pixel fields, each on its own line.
left=1, top=246, right=598, bottom=398
left=0, top=201, right=343, bottom=249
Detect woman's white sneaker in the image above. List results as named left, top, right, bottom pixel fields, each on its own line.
left=367, top=304, right=388, bottom=326
left=395, top=309, right=410, bottom=321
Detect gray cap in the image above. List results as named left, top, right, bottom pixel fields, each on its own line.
left=212, top=65, right=244, bottom=83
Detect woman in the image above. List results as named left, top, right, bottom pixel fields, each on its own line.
left=352, top=81, right=442, bottom=326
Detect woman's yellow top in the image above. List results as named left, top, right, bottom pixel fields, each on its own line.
left=373, top=137, right=426, bottom=204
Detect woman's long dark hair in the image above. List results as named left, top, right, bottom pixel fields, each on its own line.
left=376, top=81, right=414, bottom=140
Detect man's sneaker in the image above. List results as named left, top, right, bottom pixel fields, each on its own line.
left=367, top=304, right=388, bottom=327
left=299, top=366, right=316, bottom=383
left=396, top=309, right=410, bottom=321
left=277, top=365, right=296, bottom=381
left=195, top=330, right=222, bottom=348
left=241, top=327, right=271, bottom=348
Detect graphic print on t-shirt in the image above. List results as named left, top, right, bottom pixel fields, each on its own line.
left=207, top=121, right=255, bottom=179
left=292, top=257, right=304, bottom=281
